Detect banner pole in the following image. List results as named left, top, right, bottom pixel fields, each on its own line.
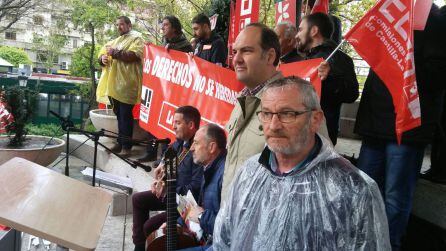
left=325, top=39, right=345, bottom=62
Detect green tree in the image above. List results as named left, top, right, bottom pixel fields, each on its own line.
left=0, top=0, right=43, bottom=32
left=70, top=44, right=101, bottom=78
left=32, top=32, right=68, bottom=73
left=67, top=0, right=121, bottom=127
left=0, top=46, right=32, bottom=67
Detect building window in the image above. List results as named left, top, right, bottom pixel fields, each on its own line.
left=33, top=15, right=44, bottom=25
left=61, top=61, right=68, bottom=70
left=73, top=39, right=78, bottom=48
left=5, top=32, right=16, bottom=40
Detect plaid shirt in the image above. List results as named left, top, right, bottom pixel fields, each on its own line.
left=240, top=72, right=283, bottom=97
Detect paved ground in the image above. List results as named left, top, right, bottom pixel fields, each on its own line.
left=20, top=136, right=432, bottom=250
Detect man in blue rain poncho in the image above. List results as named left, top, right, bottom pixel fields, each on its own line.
left=213, top=76, right=390, bottom=251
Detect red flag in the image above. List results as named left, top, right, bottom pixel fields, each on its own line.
left=279, top=58, right=324, bottom=97
left=227, top=0, right=236, bottom=69
left=227, top=0, right=260, bottom=69
left=345, top=0, right=420, bottom=143
left=414, top=0, right=432, bottom=30
left=275, top=0, right=297, bottom=25
left=311, top=0, right=329, bottom=14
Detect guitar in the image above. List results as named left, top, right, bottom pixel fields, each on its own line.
left=152, top=147, right=191, bottom=198
left=146, top=146, right=197, bottom=251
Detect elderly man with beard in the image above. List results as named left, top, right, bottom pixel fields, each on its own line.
left=212, top=76, right=390, bottom=251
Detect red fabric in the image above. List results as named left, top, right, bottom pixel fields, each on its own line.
left=414, top=0, right=432, bottom=30
left=98, top=103, right=139, bottom=119
left=275, top=0, right=297, bottom=25
left=139, top=44, right=325, bottom=140
left=227, top=0, right=236, bottom=69
left=227, top=0, right=260, bottom=69
left=345, top=0, right=420, bottom=143
left=278, top=58, right=323, bottom=97
left=0, top=102, right=14, bottom=133
left=311, top=0, right=329, bottom=14
left=0, top=224, right=9, bottom=231
left=132, top=104, right=140, bottom=120
left=139, top=44, right=244, bottom=140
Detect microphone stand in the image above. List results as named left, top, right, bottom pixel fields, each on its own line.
left=51, top=111, right=156, bottom=187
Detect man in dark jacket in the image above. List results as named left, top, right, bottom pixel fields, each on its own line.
left=274, top=21, right=303, bottom=64
left=131, top=106, right=203, bottom=251
left=177, top=123, right=227, bottom=251
left=162, top=15, right=193, bottom=53
left=355, top=5, right=446, bottom=250
left=424, top=5, right=446, bottom=184
left=137, top=15, right=193, bottom=162
left=191, top=13, right=227, bottom=66
left=296, top=12, right=359, bottom=145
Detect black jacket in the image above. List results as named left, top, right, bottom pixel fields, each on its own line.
left=305, top=40, right=359, bottom=144
left=170, top=139, right=203, bottom=200
left=355, top=5, right=446, bottom=144
left=280, top=49, right=303, bottom=64
left=194, top=32, right=227, bottom=66
left=163, top=34, right=193, bottom=53
left=305, top=40, right=359, bottom=107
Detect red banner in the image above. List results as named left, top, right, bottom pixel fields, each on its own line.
left=279, top=58, right=323, bottom=97
left=139, top=44, right=244, bottom=140
left=275, top=0, right=297, bottom=25
left=227, top=0, right=236, bottom=68
left=140, top=45, right=323, bottom=139
left=345, top=0, right=420, bottom=142
left=227, top=0, right=260, bottom=69
left=311, top=0, right=329, bottom=14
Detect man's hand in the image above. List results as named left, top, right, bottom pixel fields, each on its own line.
left=154, top=164, right=165, bottom=180
left=106, top=45, right=114, bottom=56
left=318, top=61, right=331, bottom=81
left=155, top=181, right=165, bottom=198
left=101, top=55, right=109, bottom=65
left=187, top=206, right=204, bottom=223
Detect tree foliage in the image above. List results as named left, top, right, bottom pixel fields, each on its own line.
left=0, top=46, right=32, bottom=67
left=32, top=32, right=69, bottom=73
left=0, top=0, right=43, bottom=32
left=70, top=44, right=101, bottom=78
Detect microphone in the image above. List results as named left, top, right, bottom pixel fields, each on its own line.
left=132, top=161, right=152, bottom=172
left=151, top=138, right=171, bottom=145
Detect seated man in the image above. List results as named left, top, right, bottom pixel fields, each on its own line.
left=132, top=106, right=203, bottom=251
left=174, top=123, right=227, bottom=251
left=213, top=76, right=390, bottom=250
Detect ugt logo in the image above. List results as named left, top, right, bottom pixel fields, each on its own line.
left=140, top=86, right=153, bottom=123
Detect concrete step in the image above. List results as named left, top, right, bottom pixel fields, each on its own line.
left=62, top=134, right=157, bottom=216
left=412, top=179, right=446, bottom=229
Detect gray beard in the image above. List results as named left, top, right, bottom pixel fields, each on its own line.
left=267, top=121, right=311, bottom=156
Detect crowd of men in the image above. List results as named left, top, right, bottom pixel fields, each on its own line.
left=96, top=4, right=446, bottom=251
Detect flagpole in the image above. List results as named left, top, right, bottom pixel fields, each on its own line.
left=325, top=39, right=345, bottom=62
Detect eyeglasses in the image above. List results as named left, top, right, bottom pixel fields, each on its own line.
left=256, top=110, right=313, bottom=123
